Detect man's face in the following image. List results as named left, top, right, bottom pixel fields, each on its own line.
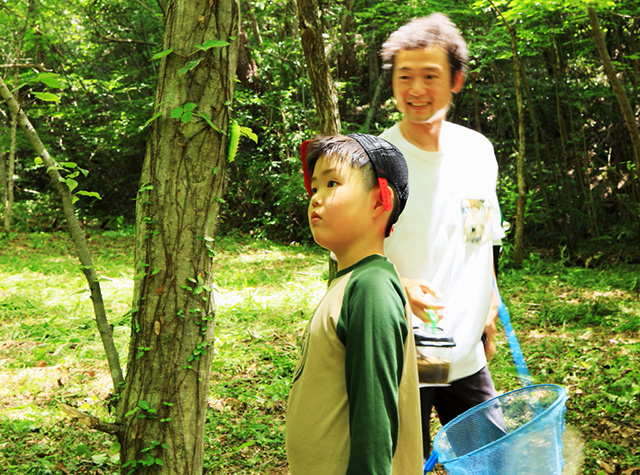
left=392, top=46, right=461, bottom=125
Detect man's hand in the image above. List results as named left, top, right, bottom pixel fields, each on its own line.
left=483, top=288, right=499, bottom=359
left=400, top=277, right=445, bottom=323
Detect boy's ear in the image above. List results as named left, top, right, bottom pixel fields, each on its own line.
left=372, top=185, right=395, bottom=218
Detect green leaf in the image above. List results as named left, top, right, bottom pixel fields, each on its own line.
left=138, top=400, right=151, bottom=411
left=195, top=39, right=230, bottom=51
left=228, top=121, right=241, bottom=163
left=170, top=107, right=183, bottom=119
left=152, top=48, right=173, bottom=60
left=91, top=454, right=109, bottom=464
left=240, top=126, right=258, bottom=143
left=143, top=112, right=162, bottom=128
left=178, top=58, right=204, bottom=75
left=197, top=112, right=221, bottom=132
left=66, top=178, right=78, bottom=192
left=33, top=92, right=60, bottom=103
left=75, top=191, right=102, bottom=200
left=34, top=156, right=43, bottom=166
left=109, top=441, right=121, bottom=455
left=37, top=72, right=62, bottom=89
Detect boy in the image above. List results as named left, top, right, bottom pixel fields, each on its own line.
left=285, top=134, right=422, bottom=475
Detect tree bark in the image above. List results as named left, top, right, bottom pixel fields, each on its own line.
left=588, top=7, right=640, bottom=188
left=116, top=0, right=239, bottom=473
left=296, top=0, right=340, bottom=135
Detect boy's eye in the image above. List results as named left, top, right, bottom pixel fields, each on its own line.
left=327, top=180, right=338, bottom=188
left=310, top=187, right=318, bottom=194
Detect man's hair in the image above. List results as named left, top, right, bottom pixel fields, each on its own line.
left=304, top=135, right=401, bottom=236
left=380, top=13, right=469, bottom=82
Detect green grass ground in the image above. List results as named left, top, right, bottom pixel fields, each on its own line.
left=0, top=230, right=638, bottom=474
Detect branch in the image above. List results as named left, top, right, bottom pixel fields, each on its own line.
left=0, top=75, right=125, bottom=392
left=61, top=404, right=121, bottom=435
left=92, top=31, right=158, bottom=46
left=0, top=63, right=49, bottom=69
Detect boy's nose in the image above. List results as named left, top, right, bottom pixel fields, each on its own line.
left=310, top=193, right=322, bottom=207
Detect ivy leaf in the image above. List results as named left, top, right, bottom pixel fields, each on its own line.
left=33, top=92, right=60, bottom=103
left=170, top=107, right=183, bottom=119
left=178, top=58, right=204, bottom=75
left=152, top=48, right=173, bottom=60
left=195, top=39, right=230, bottom=51
left=143, top=112, right=162, bottom=128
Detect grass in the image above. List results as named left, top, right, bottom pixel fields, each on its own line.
left=1, top=230, right=639, bottom=474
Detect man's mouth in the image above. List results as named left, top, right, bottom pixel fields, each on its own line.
left=409, top=102, right=429, bottom=107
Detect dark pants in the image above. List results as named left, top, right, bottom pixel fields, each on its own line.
left=420, top=365, right=499, bottom=458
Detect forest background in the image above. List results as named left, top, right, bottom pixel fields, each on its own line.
left=1, top=0, right=639, bottom=474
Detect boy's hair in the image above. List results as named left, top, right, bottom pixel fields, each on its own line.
left=301, top=135, right=408, bottom=237
left=380, top=13, right=469, bottom=83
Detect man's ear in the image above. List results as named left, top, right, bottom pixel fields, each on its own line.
left=452, top=70, right=465, bottom=93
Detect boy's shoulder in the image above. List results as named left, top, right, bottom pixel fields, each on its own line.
left=342, top=255, right=404, bottom=299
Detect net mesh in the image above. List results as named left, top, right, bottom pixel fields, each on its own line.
left=433, top=384, right=568, bottom=475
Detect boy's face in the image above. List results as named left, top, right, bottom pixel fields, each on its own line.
left=308, top=154, right=377, bottom=255
left=392, top=46, right=462, bottom=125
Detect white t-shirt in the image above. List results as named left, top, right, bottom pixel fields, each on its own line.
left=382, top=122, right=505, bottom=382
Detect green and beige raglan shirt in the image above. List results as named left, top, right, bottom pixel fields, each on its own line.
left=285, top=255, right=422, bottom=475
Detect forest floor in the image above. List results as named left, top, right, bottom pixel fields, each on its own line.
left=0, top=230, right=639, bottom=474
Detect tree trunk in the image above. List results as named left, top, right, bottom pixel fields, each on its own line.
left=296, top=0, right=341, bottom=282
left=588, top=7, right=640, bottom=189
left=296, top=0, right=340, bottom=135
left=490, top=0, right=527, bottom=268
left=116, top=1, right=239, bottom=473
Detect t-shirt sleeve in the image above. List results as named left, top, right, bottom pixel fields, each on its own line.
left=336, top=265, right=408, bottom=475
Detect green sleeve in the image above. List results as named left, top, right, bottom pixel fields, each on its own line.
left=336, top=261, right=408, bottom=475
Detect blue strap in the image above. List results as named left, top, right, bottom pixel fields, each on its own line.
left=493, top=280, right=532, bottom=387
left=423, top=451, right=438, bottom=473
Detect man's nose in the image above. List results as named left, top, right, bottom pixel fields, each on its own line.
left=409, top=77, right=427, bottom=95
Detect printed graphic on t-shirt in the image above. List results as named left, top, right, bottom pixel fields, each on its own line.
left=461, top=198, right=493, bottom=244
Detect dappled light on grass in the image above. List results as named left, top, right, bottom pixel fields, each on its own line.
left=1, top=231, right=639, bottom=474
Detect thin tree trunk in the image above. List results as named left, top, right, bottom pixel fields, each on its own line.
left=5, top=107, right=16, bottom=232
left=296, top=0, right=340, bottom=135
left=588, top=7, right=640, bottom=187
left=489, top=0, right=526, bottom=268
left=116, top=1, right=240, bottom=473
left=0, top=75, right=124, bottom=391
left=296, top=0, right=341, bottom=282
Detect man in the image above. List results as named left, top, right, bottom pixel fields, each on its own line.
left=379, top=13, right=506, bottom=457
